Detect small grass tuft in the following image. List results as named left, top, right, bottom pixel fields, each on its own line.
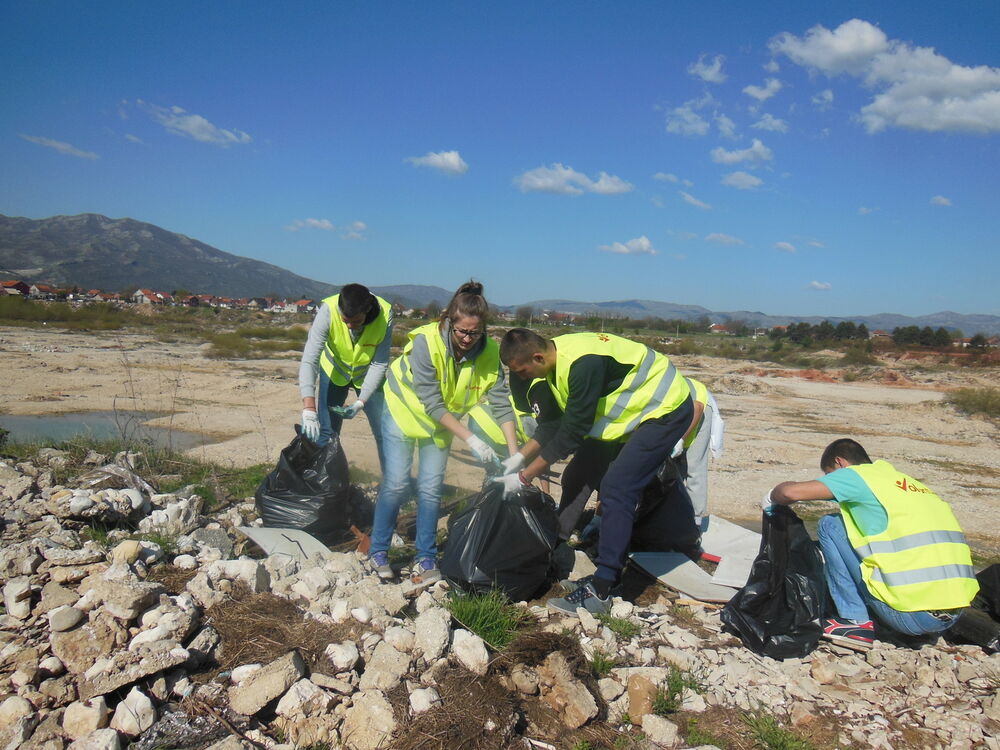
left=684, top=717, right=725, bottom=748
left=590, top=647, right=619, bottom=678
left=445, top=589, right=533, bottom=650
left=741, top=712, right=816, bottom=750
left=596, top=612, right=641, bottom=640
left=651, top=666, right=703, bottom=717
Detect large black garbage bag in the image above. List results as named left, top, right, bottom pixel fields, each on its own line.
left=721, top=505, right=828, bottom=659
left=255, top=430, right=371, bottom=545
left=944, top=564, right=1000, bottom=652
left=440, top=483, right=560, bottom=601
left=630, top=458, right=701, bottom=553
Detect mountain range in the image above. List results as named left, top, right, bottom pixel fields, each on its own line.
left=2, top=213, right=998, bottom=335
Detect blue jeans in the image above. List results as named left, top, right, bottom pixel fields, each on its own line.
left=316, top=369, right=385, bottom=469
left=817, top=513, right=956, bottom=636
left=370, top=401, right=449, bottom=561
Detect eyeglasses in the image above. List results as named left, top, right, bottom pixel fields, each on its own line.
left=453, top=325, right=483, bottom=339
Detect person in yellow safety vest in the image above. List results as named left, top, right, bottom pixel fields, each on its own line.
left=298, top=284, right=393, bottom=468
left=674, top=377, right=725, bottom=526
left=368, top=281, right=519, bottom=585
left=497, top=328, right=697, bottom=617
left=765, top=438, right=979, bottom=648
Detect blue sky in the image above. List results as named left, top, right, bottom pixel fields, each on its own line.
left=3, top=1, right=999, bottom=316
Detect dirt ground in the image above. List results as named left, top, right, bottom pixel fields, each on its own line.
left=3, top=326, right=999, bottom=550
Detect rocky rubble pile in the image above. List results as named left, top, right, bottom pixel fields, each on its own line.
left=2, top=451, right=1000, bottom=749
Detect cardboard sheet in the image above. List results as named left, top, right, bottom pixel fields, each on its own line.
left=236, top=526, right=333, bottom=564
left=628, top=551, right=737, bottom=603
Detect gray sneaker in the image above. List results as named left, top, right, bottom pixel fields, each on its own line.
left=558, top=574, right=595, bottom=593
left=368, top=551, right=395, bottom=580
left=411, top=557, right=441, bottom=585
left=547, top=580, right=611, bottom=617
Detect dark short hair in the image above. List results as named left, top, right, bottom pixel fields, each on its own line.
left=820, top=438, right=872, bottom=471
left=500, top=328, right=547, bottom=365
left=338, top=283, right=375, bottom=318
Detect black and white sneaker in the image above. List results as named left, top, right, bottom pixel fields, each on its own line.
left=547, top=580, right=611, bottom=616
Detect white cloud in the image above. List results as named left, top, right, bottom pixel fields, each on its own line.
left=808, top=239, right=826, bottom=248
left=771, top=19, right=1000, bottom=133
left=688, top=54, right=727, bottom=83
left=752, top=113, right=788, bottom=132
left=812, top=89, right=834, bottom=110
left=771, top=19, right=890, bottom=76
left=124, top=133, right=142, bottom=143
left=743, top=78, right=783, bottom=102
left=653, top=172, right=679, bottom=183
left=515, top=163, right=634, bottom=195
left=774, top=241, right=797, bottom=252
left=679, top=191, right=711, bottom=210
left=716, top=114, right=737, bottom=138
left=721, top=171, right=763, bottom=189
left=650, top=196, right=664, bottom=208
left=808, top=280, right=832, bottom=290
left=672, top=253, right=687, bottom=261
left=930, top=195, right=952, bottom=207
left=711, top=138, right=773, bottom=165
left=764, top=60, right=780, bottom=73
left=666, top=94, right=714, bottom=136
left=137, top=100, right=251, bottom=146
left=598, top=236, right=657, bottom=255
left=405, top=149, right=469, bottom=175
left=342, top=220, right=367, bottom=240
left=19, top=134, right=99, bottom=160
left=705, top=233, right=744, bottom=245
left=285, top=218, right=335, bottom=232
left=858, top=206, right=875, bottom=215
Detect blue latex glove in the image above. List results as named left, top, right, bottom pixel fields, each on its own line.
left=301, top=409, right=321, bottom=442
left=332, top=401, right=364, bottom=419
left=761, top=490, right=776, bottom=516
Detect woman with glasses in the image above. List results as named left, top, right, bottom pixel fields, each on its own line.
left=369, top=280, right=518, bottom=583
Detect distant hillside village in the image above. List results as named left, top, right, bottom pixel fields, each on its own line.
left=2, top=278, right=997, bottom=350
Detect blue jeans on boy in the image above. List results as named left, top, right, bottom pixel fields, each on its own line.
left=817, top=513, right=956, bottom=636
left=316, top=369, right=386, bottom=468
left=370, top=401, right=449, bottom=561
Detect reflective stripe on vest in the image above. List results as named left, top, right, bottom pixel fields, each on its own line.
left=319, top=294, right=392, bottom=387
left=840, top=460, right=979, bottom=612
left=467, top=399, right=527, bottom=446
left=682, top=377, right=709, bottom=449
left=549, top=333, right=688, bottom=442
left=384, top=322, right=500, bottom=447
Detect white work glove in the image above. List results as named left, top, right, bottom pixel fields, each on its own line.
left=760, top=490, right=776, bottom=516
left=332, top=400, right=364, bottom=419
left=301, top=409, right=321, bottom=442
left=492, top=473, right=527, bottom=496
left=501, top=453, right=525, bottom=475
left=670, top=438, right=685, bottom=459
left=466, top=435, right=499, bottom=465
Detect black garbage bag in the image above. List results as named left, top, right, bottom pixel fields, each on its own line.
left=945, top=564, right=1000, bottom=652
left=629, top=458, right=701, bottom=553
left=440, top=483, right=560, bottom=602
left=255, top=430, right=371, bottom=545
left=721, top=505, right=828, bottom=659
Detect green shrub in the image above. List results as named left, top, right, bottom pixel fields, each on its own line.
left=741, top=712, right=816, bottom=750
left=947, top=387, right=1000, bottom=419
left=651, top=666, right=703, bottom=716
left=590, top=647, right=619, bottom=678
left=445, top=589, right=532, bottom=650
left=596, top=613, right=641, bottom=639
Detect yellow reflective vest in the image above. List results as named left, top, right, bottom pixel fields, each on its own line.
left=319, top=294, right=392, bottom=387
left=683, top=377, right=709, bottom=449
left=549, top=333, right=689, bottom=442
left=840, top=461, right=979, bottom=612
left=385, top=322, right=501, bottom=447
